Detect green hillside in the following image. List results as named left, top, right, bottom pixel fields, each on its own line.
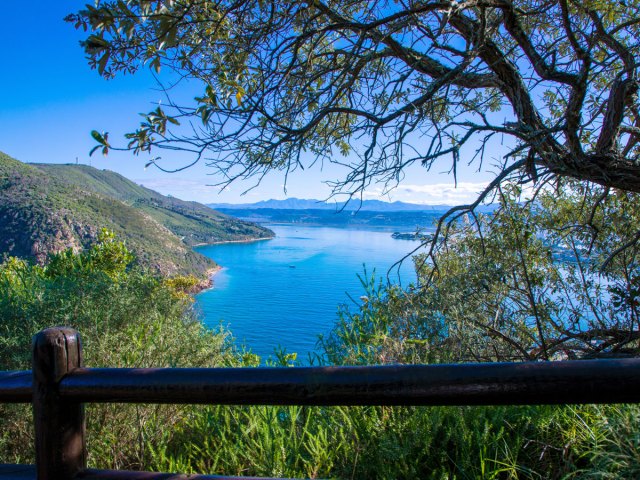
left=36, top=162, right=274, bottom=246
left=0, top=152, right=273, bottom=277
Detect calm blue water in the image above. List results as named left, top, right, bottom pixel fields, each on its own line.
left=195, top=225, right=422, bottom=361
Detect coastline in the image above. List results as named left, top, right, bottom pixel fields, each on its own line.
left=191, top=236, right=273, bottom=294
left=193, top=236, right=274, bottom=247
left=192, top=265, right=222, bottom=294
left=206, top=265, right=223, bottom=279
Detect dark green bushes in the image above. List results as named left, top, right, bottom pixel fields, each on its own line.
left=0, top=231, right=231, bottom=468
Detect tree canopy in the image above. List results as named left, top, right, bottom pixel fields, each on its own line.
left=69, top=0, right=639, bottom=197
left=67, top=0, right=640, bottom=280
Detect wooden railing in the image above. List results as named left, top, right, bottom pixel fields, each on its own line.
left=1, top=327, right=640, bottom=479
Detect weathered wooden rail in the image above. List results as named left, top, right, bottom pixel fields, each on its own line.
left=1, top=327, right=640, bottom=479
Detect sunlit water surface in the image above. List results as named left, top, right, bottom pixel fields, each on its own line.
left=196, top=225, right=423, bottom=361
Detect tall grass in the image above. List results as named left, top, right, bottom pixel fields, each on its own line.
left=146, top=402, right=640, bottom=479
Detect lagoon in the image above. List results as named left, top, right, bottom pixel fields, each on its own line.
left=196, top=225, right=423, bottom=361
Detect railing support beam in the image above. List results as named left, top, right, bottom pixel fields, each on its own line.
left=32, top=327, right=86, bottom=480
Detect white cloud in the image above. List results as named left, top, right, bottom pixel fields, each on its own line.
left=362, top=181, right=490, bottom=205
left=134, top=178, right=219, bottom=202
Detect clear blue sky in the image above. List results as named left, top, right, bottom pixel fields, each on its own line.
left=0, top=2, right=495, bottom=205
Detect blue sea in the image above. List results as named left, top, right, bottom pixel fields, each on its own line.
left=195, top=225, right=423, bottom=361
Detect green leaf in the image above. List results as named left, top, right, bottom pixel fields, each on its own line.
left=91, top=130, right=107, bottom=145
left=97, top=51, right=110, bottom=75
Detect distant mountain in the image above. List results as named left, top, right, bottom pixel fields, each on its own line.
left=0, top=152, right=273, bottom=277
left=209, top=198, right=454, bottom=212
left=210, top=197, right=497, bottom=229
left=213, top=207, right=444, bottom=230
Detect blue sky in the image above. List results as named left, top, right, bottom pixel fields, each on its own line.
left=0, top=2, right=495, bottom=205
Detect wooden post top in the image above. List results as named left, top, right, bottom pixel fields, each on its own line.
left=32, top=326, right=86, bottom=480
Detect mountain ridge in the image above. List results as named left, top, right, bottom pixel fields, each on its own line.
left=209, top=198, right=448, bottom=211
left=36, top=163, right=274, bottom=247
left=0, top=152, right=273, bottom=277
left=209, top=197, right=495, bottom=212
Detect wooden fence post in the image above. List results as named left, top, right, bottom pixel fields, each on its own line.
left=32, top=327, right=86, bottom=479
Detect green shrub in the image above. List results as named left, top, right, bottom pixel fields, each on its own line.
left=0, top=233, right=232, bottom=468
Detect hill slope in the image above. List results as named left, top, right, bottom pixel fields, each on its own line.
left=0, top=152, right=273, bottom=277
left=36, top=163, right=273, bottom=246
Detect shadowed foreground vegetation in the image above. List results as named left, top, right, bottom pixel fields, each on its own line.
left=1, top=211, right=639, bottom=478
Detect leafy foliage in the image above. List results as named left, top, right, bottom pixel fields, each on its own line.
left=0, top=227, right=638, bottom=476
left=68, top=0, right=640, bottom=200
left=0, top=234, right=232, bottom=467
left=324, top=182, right=640, bottom=365
left=66, top=0, right=640, bottom=284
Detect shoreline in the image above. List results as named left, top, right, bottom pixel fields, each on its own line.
left=192, top=265, right=223, bottom=294
left=191, top=236, right=273, bottom=294
left=206, top=265, right=223, bottom=278
left=193, top=236, right=274, bottom=247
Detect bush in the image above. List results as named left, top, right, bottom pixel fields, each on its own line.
left=0, top=232, right=232, bottom=468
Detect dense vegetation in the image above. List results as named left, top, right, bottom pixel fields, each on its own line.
left=36, top=162, right=274, bottom=247
left=324, top=183, right=640, bottom=365
left=0, top=231, right=233, bottom=467
left=1, top=184, right=639, bottom=478
left=0, top=152, right=273, bottom=278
